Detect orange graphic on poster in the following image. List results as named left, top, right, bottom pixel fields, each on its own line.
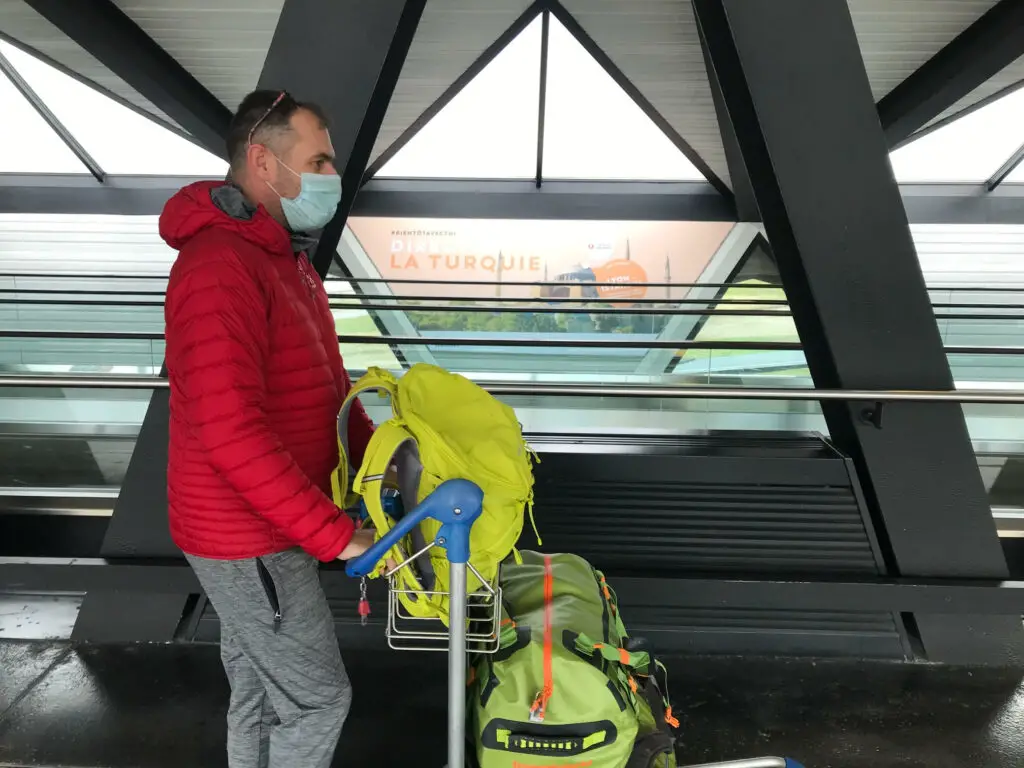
left=592, top=258, right=648, bottom=302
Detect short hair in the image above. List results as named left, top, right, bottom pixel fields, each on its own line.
left=226, top=89, right=330, bottom=172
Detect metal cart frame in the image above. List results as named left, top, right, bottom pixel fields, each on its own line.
left=345, top=478, right=805, bottom=768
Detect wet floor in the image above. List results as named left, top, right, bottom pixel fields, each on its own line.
left=1, top=641, right=1023, bottom=767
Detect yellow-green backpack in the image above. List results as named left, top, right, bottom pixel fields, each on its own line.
left=331, top=364, right=538, bottom=624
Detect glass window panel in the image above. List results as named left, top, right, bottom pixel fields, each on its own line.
left=0, top=63, right=89, bottom=174
left=668, top=237, right=808, bottom=378
left=324, top=279, right=402, bottom=371
left=0, top=41, right=227, bottom=177
left=542, top=16, right=704, bottom=181
left=374, top=16, right=542, bottom=179
left=890, top=86, right=1024, bottom=183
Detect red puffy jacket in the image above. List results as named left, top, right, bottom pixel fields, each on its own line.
left=161, top=180, right=374, bottom=562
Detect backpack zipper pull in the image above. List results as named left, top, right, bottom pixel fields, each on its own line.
left=358, top=576, right=370, bottom=626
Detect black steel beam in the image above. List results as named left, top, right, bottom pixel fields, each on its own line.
left=101, top=388, right=173, bottom=557
left=877, top=0, right=1024, bottom=148
left=7, top=557, right=1024, bottom=616
left=696, top=13, right=758, bottom=220
left=353, top=179, right=737, bottom=220
left=71, top=591, right=193, bottom=643
left=0, top=32, right=208, bottom=148
left=21, top=0, right=230, bottom=158
left=0, top=49, right=105, bottom=182
left=0, top=174, right=203, bottom=215
left=353, top=179, right=1024, bottom=225
left=535, top=9, right=551, bottom=187
left=257, top=0, right=426, bottom=278
left=987, top=140, right=1024, bottom=190
left=0, top=31, right=209, bottom=150
left=10, top=174, right=1024, bottom=225
left=693, top=0, right=1019, bottom=663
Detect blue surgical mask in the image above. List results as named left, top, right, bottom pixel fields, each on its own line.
left=268, top=156, right=342, bottom=232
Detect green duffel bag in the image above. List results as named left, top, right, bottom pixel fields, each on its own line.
left=470, top=551, right=679, bottom=768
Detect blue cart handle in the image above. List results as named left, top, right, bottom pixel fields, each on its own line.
left=345, top=478, right=484, bottom=578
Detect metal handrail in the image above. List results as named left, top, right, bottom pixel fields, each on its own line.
left=0, top=272, right=782, bottom=289
left=5, top=271, right=1024, bottom=293
left=0, top=296, right=795, bottom=313
left=0, top=330, right=800, bottom=350
left=4, top=330, right=1024, bottom=356
left=0, top=486, right=120, bottom=499
left=6, top=287, right=1024, bottom=313
left=4, top=373, right=1024, bottom=404
left=0, top=289, right=792, bottom=306
left=7, top=295, right=1024, bottom=321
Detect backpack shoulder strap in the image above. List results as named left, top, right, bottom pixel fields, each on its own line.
left=331, top=367, right=400, bottom=508
left=339, top=367, right=399, bottom=462
left=353, top=420, right=437, bottom=593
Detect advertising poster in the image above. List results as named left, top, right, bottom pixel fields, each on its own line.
left=347, top=218, right=735, bottom=303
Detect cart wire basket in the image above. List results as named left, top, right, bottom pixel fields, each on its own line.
left=345, top=478, right=806, bottom=768
left=384, top=558, right=503, bottom=654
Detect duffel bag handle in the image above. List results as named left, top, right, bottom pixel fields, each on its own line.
left=483, top=722, right=615, bottom=757
left=575, top=633, right=651, bottom=672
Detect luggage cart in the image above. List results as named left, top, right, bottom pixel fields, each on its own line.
left=346, top=478, right=492, bottom=768
left=346, top=478, right=805, bottom=768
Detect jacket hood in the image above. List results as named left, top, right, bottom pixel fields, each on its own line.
left=160, top=180, right=308, bottom=256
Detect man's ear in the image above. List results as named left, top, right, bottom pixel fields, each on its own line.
left=247, top=143, right=273, bottom=180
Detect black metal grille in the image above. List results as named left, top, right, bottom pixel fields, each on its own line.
left=530, top=481, right=878, bottom=574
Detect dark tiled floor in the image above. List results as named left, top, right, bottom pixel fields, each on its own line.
left=1, top=641, right=1024, bottom=768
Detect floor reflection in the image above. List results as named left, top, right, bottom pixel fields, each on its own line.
left=1, top=643, right=1023, bottom=767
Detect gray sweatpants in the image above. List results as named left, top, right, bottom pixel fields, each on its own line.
left=186, top=548, right=351, bottom=768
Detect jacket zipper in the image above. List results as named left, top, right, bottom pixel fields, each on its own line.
left=255, top=557, right=282, bottom=632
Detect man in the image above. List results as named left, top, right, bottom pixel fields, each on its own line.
left=161, top=89, right=376, bottom=768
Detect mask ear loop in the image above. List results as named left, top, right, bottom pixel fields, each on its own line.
left=264, top=153, right=301, bottom=200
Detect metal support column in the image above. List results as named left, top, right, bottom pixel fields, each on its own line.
left=257, top=0, right=427, bottom=278
left=697, top=22, right=757, bottom=221
left=75, top=384, right=194, bottom=641
left=692, top=0, right=1021, bottom=663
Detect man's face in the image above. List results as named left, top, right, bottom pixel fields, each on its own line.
left=268, top=108, right=338, bottom=200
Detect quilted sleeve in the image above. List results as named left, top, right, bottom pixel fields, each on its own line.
left=166, top=250, right=354, bottom=561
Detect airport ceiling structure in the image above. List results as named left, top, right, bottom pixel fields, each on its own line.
left=3, top=0, right=1024, bottom=258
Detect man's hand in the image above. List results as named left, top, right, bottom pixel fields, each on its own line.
left=337, top=527, right=375, bottom=561
left=336, top=526, right=398, bottom=573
